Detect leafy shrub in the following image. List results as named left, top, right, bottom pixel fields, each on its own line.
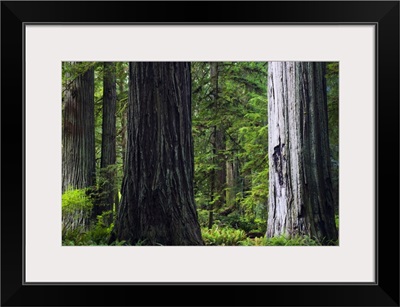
left=266, top=235, right=320, bottom=246
left=239, top=235, right=321, bottom=246
left=62, top=227, right=87, bottom=245
left=62, top=189, right=93, bottom=238
left=201, top=225, right=247, bottom=246
left=197, top=209, right=210, bottom=228
left=62, top=206, right=116, bottom=246
left=217, top=213, right=267, bottom=234
left=85, top=211, right=114, bottom=245
left=238, top=237, right=267, bottom=246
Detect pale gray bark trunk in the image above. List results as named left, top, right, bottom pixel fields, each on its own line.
left=267, top=62, right=337, bottom=243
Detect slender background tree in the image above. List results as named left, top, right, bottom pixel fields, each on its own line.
left=92, top=62, right=117, bottom=222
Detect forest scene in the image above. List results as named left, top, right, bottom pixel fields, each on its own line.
left=62, top=61, right=339, bottom=246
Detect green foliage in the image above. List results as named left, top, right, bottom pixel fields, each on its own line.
left=326, top=62, right=339, bottom=213
left=95, top=164, right=120, bottom=201
left=201, top=227, right=323, bottom=246
left=62, top=228, right=86, bottom=246
left=62, top=188, right=93, bottom=212
left=197, top=209, right=210, bottom=228
left=62, top=189, right=93, bottom=238
left=326, top=62, right=339, bottom=160
left=191, top=61, right=269, bottom=233
left=201, top=225, right=247, bottom=246
left=62, top=210, right=118, bottom=246
left=217, top=213, right=266, bottom=234
left=62, top=62, right=96, bottom=83
left=88, top=211, right=114, bottom=244
left=62, top=189, right=115, bottom=245
left=266, top=235, right=320, bottom=246
left=234, top=93, right=269, bottom=215
left=239, top=237, right=267, bottom=246
left=239, top=235, right=321, bottom=246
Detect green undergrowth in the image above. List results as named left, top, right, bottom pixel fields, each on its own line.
left=200, top=226, right=332, bottom=246
left=243, top=235, right=333, bottom=246
left=62, top=189, right=125, bottom=246
left=202, top=225, right=247, bottom=246
left=62, top=211, right=124, bottom=246
left=62, top=190, right=339, bottom=247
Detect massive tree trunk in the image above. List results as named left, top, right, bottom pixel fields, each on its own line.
left=94, top=62, right=117, bottom=220
left=62, top=64, right=95, bottom=193
left=267, top=62, right=338, bottom=243
left=112, top=62, right=204, bottom=246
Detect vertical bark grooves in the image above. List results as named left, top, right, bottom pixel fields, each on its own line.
left=95, top=62, right=117, bottom=218
left=114, top=62, right=203, bottom=246
left=62, top=65, right=95, bottom=192
left=267, top=62, right=337, bottom=243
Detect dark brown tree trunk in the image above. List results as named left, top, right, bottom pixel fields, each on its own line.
left=113, top=62, right=204, bottom=246
left=62, top=64, right=95, bottom=193
left=94, top=62, right=117, bottom=221
left=267, top=62, right=338, bottom=243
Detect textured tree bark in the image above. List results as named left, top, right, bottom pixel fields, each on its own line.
left=94, top=62, right=117, bottom=220
left=113, top=62, right=204, bottom=245
left=62, top=65, right=95, bottom=193
left=267, top=62, right=338, bottom=243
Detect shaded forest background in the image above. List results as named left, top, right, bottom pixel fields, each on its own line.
left=62, top=61, right=339, bottom=246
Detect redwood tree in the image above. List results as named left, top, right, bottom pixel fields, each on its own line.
left=266, top=62, right=338, bottom=243
left=112, top=62, right=204, bottom=245
left=62, top=64, right=95, bottom=192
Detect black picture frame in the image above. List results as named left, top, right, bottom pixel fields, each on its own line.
left=1, top=1, right=399, bottom=306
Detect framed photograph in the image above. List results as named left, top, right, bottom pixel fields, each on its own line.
left=1, top=1, right=399, bottom=306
